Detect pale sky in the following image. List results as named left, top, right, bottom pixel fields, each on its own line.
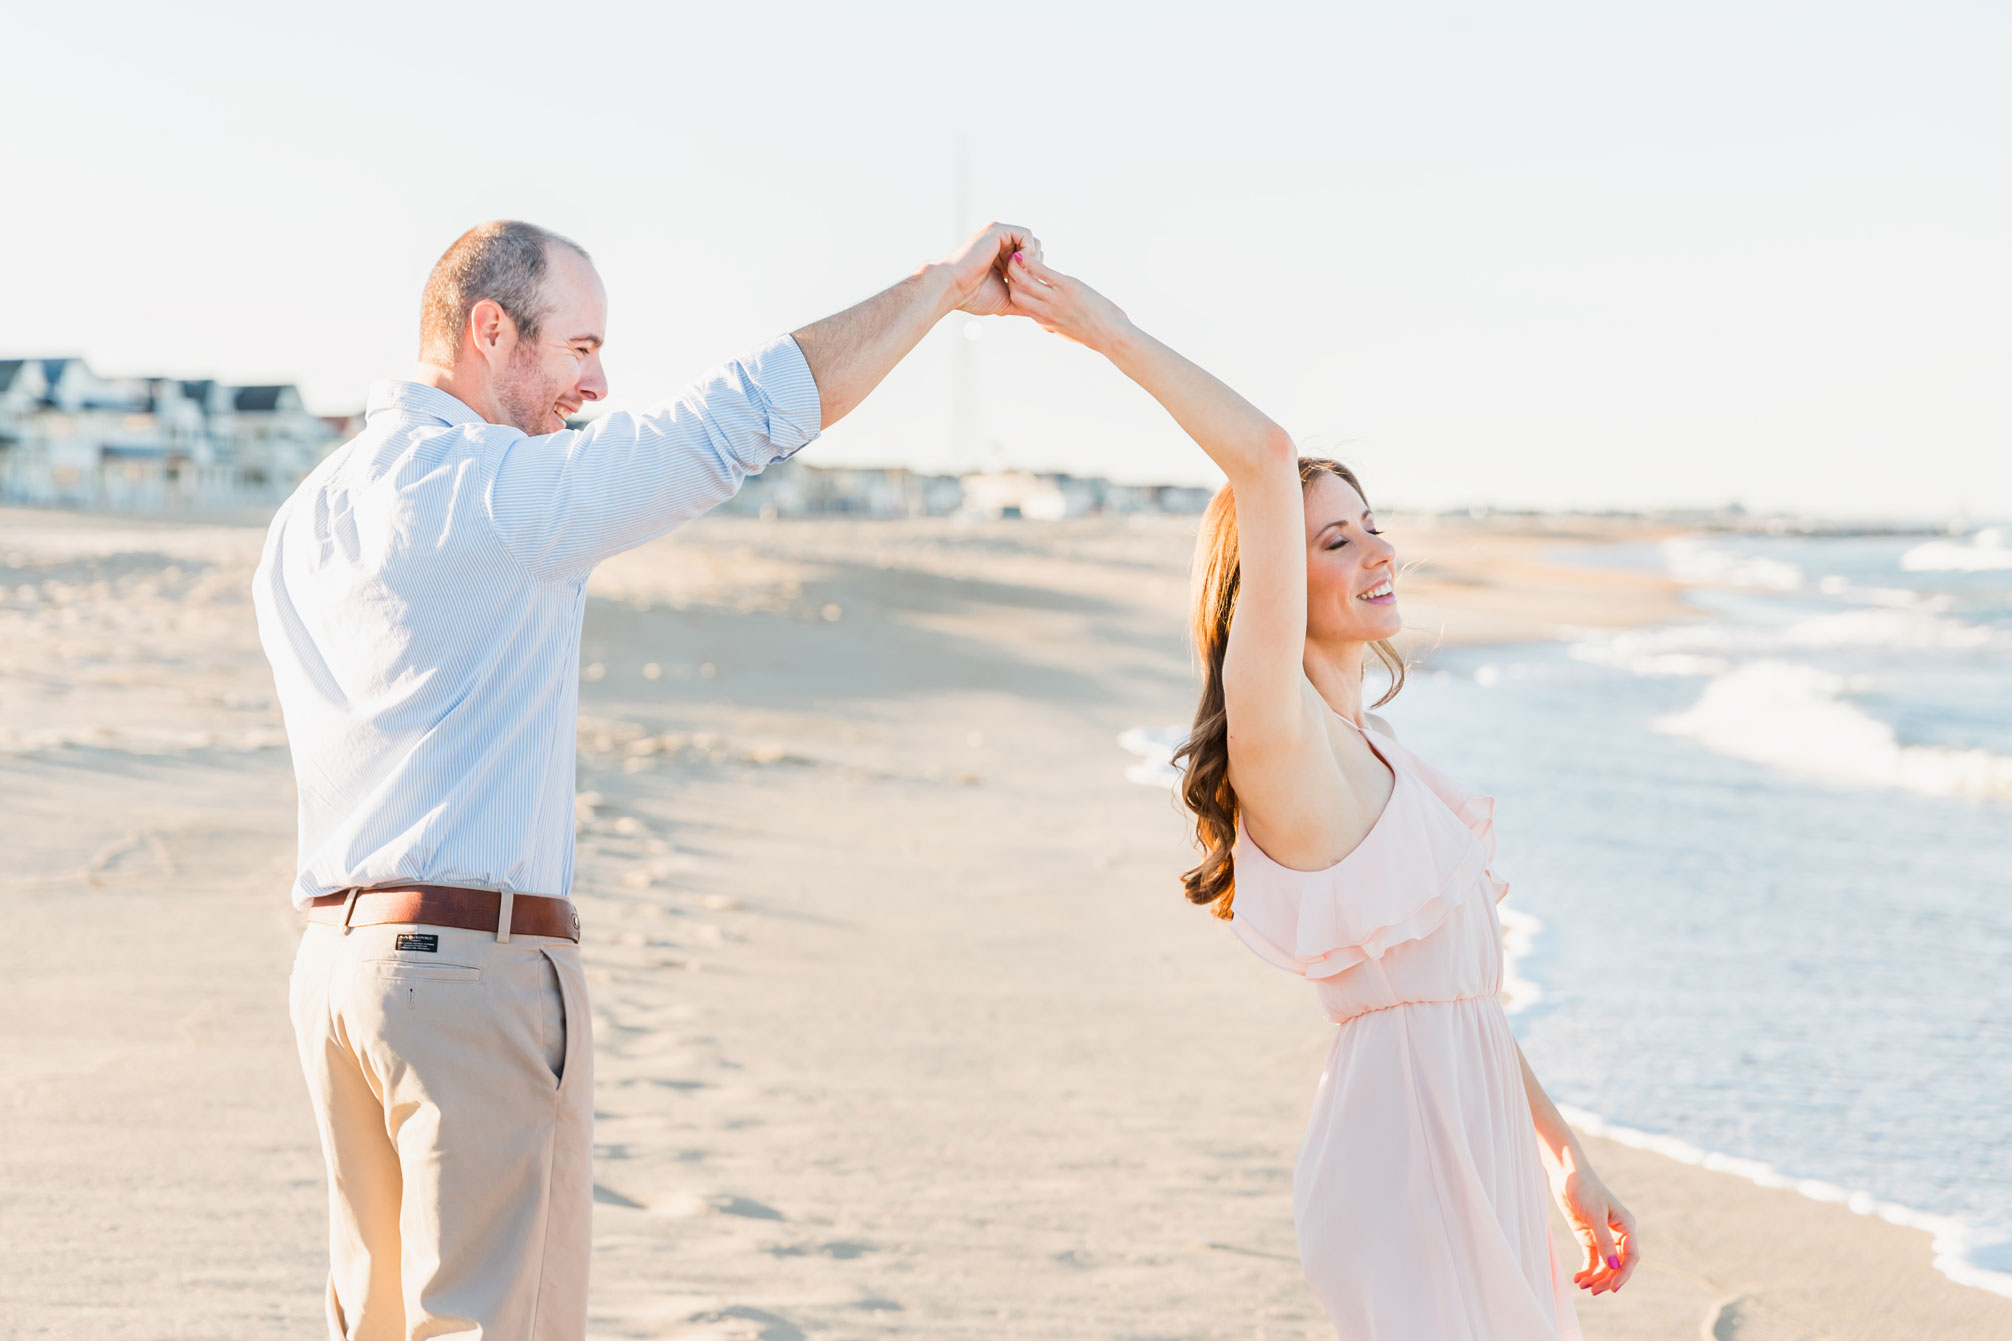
left=5, top=1, right=2009, bottom=518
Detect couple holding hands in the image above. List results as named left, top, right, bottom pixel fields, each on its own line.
left=255, top=219, right=1637, bottom=1339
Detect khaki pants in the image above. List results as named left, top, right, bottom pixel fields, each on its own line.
left=290, top=918, right=594, bottom=1340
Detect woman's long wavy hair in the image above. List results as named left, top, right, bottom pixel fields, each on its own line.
left=1173, top=457, right=1407, bottom=920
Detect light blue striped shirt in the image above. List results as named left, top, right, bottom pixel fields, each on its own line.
left=253, top=335, right=821, bottom=907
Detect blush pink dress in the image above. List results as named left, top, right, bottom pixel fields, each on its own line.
left=1231, top=719, right=1580, bottom=1340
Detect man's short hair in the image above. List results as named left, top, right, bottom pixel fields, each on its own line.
left=419, top=221, right=591, bottom=365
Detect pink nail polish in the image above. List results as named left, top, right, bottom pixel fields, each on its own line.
left=1606, top=1255, right=1619, bottom=1270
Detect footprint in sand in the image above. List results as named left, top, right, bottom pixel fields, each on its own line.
left=1708, top=1295, right=1826, bottom=1341
left=763, top=1240, right=876, bottom=1260
left=708, top=1194, right=785, bottom=1221
left=685, top=1305, right=803, bottom=1341
left=632, top=1189, right=786, bottom=1220
left=592, top=1183, right=646, bottom=1209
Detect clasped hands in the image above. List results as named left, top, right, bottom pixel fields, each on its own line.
left=938, top=222, right=1132, bottom=353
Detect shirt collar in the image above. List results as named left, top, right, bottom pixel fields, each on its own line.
left=365, top=380, right=491, bottom=429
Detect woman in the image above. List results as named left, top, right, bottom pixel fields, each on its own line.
left=1007, top=250, right=1638, bottom=1338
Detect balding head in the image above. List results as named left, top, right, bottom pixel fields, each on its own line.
left=419, top=221, right=592, bottom=367
left=412, top=221, right=609, bottom=434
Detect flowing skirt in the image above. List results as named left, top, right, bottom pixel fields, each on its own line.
left=1293, top=996, right=1581, bottom=1340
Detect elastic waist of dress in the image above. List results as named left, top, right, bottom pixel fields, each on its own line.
left=1327, top=991, right=1495, bottom=1026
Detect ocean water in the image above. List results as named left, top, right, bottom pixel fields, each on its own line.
left=1122, top=525, right=2012, bottom=1296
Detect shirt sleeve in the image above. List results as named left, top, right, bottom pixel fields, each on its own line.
left=484, top=334, right=822, bottom=582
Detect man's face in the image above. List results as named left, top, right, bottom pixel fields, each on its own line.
left=494, top=246, right=609, bottom=435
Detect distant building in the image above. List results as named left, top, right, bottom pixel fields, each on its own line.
left=0, top=355, right=342, bottom=507
left=229, top=384, right=332, bottom=484
left=720, top=459, right=968, bottom=520
left=960, top=470, right=1074, bottom=520
left=710, top=455, right=1214, bottom=521
left=320, top=411, right=368, bottom=444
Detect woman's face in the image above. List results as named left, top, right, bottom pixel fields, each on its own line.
left=1303, top=472, right=1401, bottom=644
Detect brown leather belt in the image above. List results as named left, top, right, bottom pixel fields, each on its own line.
left=306, top=885, right=581, bottom=942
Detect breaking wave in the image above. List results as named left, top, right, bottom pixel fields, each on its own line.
left=1901, top=527, right=2012, bottom=573
left=1651, top=660, right=2012, bottom=801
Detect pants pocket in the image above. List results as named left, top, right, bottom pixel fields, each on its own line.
left=536, top=952, right=566, bottom=1085
left=538, top=947, right=587, bottom=1093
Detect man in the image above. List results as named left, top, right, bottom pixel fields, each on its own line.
left=254, top=218, right=1041, bottom=1338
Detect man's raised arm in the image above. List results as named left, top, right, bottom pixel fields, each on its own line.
left=487, top=223, right=1041, bottom=582
left=792, top=222, right=1040, bottom=427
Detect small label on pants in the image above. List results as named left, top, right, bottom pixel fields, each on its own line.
left=394, top=933, right=439, bottom=953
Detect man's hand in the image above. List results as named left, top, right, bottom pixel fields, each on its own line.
left=942, top=222, right=1041, bottom=317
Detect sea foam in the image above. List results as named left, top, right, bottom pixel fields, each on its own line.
left=1901, top=527, right=2012, bottom=573
left=1652, top=660, right=2012, bottom=801
left=1569, top=604, right=1998, bottom=673
left=1117, top=725, right=1187, bottom=788
left=1661, top=535, right=1805, bottom=590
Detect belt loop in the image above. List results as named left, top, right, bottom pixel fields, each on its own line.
left=496, top=889, right=514, bottom=945
left=339, top=888, right=360, bottom=936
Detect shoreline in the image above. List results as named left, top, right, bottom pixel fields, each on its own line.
left=1456, top=536, right=2012, bottom=1315
left=1499, top=887, right=2012, bottom=1312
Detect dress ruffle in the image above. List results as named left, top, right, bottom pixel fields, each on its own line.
left=1230, top=732, right=1508, bottom=980
left=1383, top=733, right=1511, bottom=906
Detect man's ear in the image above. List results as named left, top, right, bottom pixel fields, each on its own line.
left=467, top=299, right=513, bottom=363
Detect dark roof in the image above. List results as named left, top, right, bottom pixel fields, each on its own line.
left=0, top=359, right=76, bottom=394
left=233, top=385, right=293, bottom=412
left=0, top=359, right=80, bottom=402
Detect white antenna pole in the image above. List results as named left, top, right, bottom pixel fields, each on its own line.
left=950, top=128, right=981, bottom=476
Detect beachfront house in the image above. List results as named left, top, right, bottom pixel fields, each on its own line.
left=0, top=356, right=339, bottom=506
left=0, top=360, right=53, bottom=461
left=0, top=357, right=139, bottom=499
left=720, top=458, right=968, bottom=519
left=228, top=384, right=332, bottom=485
left=954, top=470, right=1211, bottom=519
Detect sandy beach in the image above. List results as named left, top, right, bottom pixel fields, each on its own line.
left=2, top=503, right=2005, bottom=1340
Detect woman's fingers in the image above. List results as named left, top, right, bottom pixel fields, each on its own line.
left=1571, top=1232, right=1601, bottom=1287
left=1608, top=1206, right=1640, bottom=1290
left=1006, top=275, right=1053, bottom=315
left=1006, top=256, right=1070, bottom=327
left=1584, top=1201, right=1637, bottom=1294
left=1568, top=1198, right=1624, bottom=1293
left=1589, top=1210, right=1620, bottom=1276
left=1011, top=250, right=1064, bottom=287
left=1005, top=254, right=1042, bottom=297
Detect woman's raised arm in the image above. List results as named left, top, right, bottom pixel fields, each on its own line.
left=1007, top=253, right=1310, bottom=759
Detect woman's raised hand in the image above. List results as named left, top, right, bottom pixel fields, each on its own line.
left=1005, top=252, right=1134, bottom=352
